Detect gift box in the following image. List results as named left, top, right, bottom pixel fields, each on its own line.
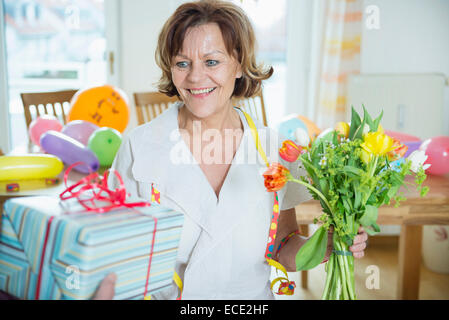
left=0, top=195, right=184, bottom=300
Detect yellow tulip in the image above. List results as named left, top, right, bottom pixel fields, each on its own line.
left=360, top=148, right=373, bottom=164
left=360, top=131, right=396, bottom=156
left=335, top=122, right=350, bottom=138
left=377, top=124, right=384, bottom=134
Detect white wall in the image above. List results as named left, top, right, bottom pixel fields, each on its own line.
left=360, top=0, right=449, bottom=235
left=361, top=0, right=449, bottom=135
left=118, top=0, right=185, bottom=132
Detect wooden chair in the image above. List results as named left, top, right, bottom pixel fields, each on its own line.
left=232, top=90, right=267, bottom=127
left=20, top=89, right=78, bottom=129
left=134, top=90, right=268, bottom=126
left=134, top=92, right=179, bottom=125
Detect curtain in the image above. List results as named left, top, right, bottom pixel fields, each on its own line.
left=311, top=0, right=362, bottom=129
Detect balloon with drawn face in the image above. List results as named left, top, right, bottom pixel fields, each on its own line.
left=67, top=85, right=130, bottom=133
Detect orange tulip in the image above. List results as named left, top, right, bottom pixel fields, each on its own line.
left=263, top=163, right=290, bottom=192
left=279, top=140, right=302, bottom=162
left=387, top=138, right=408, bottom=161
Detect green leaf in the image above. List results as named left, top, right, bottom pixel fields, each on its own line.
left=364, top=223, right=380, bottom=236
left=348, top=106, right=362, bottom=140
left=353, top=111, right=367, bottom=140
left=362, top=104, right=375, bottom=131
left=359, top=205, right=378, bottom=226
left=295, top=226, right=328, bottom=271
left=373, top=110, right=383, bottom=130
left=343, top=165, right=364, bottom=177
left=359, top=205, right=380, bottom=236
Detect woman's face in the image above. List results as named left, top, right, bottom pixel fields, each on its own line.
left=171, top=23, right=242, bottom=119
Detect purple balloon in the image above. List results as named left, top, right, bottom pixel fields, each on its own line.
left=40, top=130, right=100, bottom=174
left=404, top=141, right=422, bottom=158
left=61, top=120, right=99, bottom=145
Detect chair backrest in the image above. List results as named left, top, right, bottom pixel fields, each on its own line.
left=20, top=89, right=78, bottom=129
left=133, top=90, right=268, bottom=127
left=134, top=92, right=179, bottom=125
left=232, top=90, right=267, bottom=126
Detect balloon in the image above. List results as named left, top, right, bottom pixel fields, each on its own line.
left=419, top=136, right=449, bottom=175
left=87, top=127, right=122, bottom=167
left=315, top=128, right=334, bottom=143
left=277, top=116, right=308, bottom=141
left=389, top=157, right=405, bottom=173
left=62, top=120, right=100, bottom=145
left=298, top=115, right=321, bottom=140
left=385, top=130, right=420, bottom=142
left=403, top=141, right=422, bottom=158
left=0, top=154, right=63, bottom=181
left=40, top=130, right=99, bottom=174
left=28, top=115, right=63, bottom=147
left=67, top=85, right=130, bottom=132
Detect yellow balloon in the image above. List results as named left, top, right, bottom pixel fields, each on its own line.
left=67, top=85, right=130, bottom=133
left=0, top=154, right=64, bottom=181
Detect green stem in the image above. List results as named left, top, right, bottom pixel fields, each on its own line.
left=321, top=253, right=334, bottom=299
left=289, top=176, right=334, bottom=216
left=341, top=241, right=356, bottom=299
left=370, top=155, right=379, bottom=177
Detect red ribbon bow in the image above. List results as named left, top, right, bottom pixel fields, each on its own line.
left=59, top=162, right=150, bottom=212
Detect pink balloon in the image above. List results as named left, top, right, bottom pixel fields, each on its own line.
left=61, top=120, right=99, bottom=145
left=419, top=136, right=449, bottom=175
left=28, top=115, right=63, bottom=147
left=385, top=130, right=421, bottom=142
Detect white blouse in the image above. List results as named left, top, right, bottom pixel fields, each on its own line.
left=109, top=103, right=311, bottom=300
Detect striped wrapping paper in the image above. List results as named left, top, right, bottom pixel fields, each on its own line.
left=0, top=196, right=184, bottom=300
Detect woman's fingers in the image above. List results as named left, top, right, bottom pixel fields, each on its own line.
left=349, top=241, right=367, bottom=253
left=350, top=228, right=368, bottom=259
left=353, top=230, right=368, bottom=245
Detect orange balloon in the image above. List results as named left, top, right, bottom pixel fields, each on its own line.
left=298, top=115, right=321, bottom=140
left=67, top=85, right=130, bottom=133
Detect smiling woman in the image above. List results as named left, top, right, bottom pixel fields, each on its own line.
left=155, top=0, right=273, bottom=100
left=102, top=0, right=368, bottom=301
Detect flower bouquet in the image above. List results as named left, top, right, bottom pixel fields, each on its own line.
left=263, top=106, right=429, bottom=300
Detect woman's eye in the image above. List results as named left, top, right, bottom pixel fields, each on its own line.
left=206, top=60, right=219, bottom=67
left=176, top=61, right=189, bottom=68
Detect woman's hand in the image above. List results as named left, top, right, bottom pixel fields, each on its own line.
left=93, top=273, right=116, bottom=300
left=325, top=226, right=368, bottom=261
left=349, top=226, right=368, bottom=259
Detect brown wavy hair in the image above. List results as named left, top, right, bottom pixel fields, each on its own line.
left=155, top=0, right=273, bottom=98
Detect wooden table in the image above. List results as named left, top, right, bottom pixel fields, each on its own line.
left=295, top=173, right=449, bottom=300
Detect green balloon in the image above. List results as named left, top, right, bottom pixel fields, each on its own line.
left=87, top=127, right=122, bottom=167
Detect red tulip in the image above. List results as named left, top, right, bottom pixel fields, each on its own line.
left=387, top=138, right=408, bottom=161
left=279, top=140, right=302, bottom=162
left=263, top=163, right=290, bottom=192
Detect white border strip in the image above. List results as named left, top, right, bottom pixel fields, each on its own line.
left=0, top=0, right=11, bottom=153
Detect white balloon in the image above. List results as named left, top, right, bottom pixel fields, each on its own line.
left=294, top=128, right=310, bottom=147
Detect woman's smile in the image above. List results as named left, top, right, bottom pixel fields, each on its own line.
left=187, top=87, right=217, bottom=98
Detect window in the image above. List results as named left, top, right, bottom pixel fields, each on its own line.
left=2, top=0, right=106, bottom=150
left=231, top=0, right=288, bottom=127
